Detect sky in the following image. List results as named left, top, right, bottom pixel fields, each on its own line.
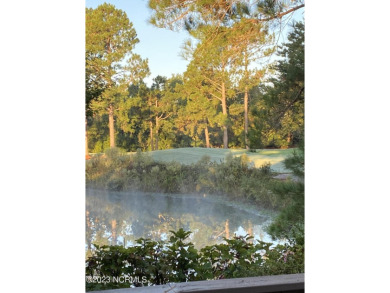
left=86, top=0, right=190, bottom=85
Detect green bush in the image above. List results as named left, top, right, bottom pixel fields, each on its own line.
left=85, top=229, right=304, bottom=291
left=106, top=176, right=125, bottom=191
left=260, top=162, right=272, bottom=175
left=267, top=146, right=304, bottom=242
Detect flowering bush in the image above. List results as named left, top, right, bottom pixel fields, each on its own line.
left=86, top=229, right=304, bottom=291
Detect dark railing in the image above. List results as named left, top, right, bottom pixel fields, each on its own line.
left=92, top=273, right=304, bottom=293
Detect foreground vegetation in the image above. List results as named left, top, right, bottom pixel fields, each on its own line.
left=86, top=229, right=304, bottom=291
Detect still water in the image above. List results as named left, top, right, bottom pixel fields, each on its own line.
left=86, top=189, right=276, bottom=256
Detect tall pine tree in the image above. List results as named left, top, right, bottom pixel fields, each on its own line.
left=86, top=3, right=149, bottom=149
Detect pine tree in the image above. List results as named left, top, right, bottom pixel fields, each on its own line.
left=86, top=3, right=149, bottom=149
left=267, top=143, right=304, bottom=244
left=254, top=22, right=304, bottom=148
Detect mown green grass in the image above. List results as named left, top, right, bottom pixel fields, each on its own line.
left=126, top=147, right=295, bottom=173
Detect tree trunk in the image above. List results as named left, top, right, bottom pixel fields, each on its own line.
left=85, top=119, right=90, bottom=159
left=155, top=117, right=159, bottom=150
left=248, top=220, right=253, bottom=240
left=86, top=210, right=92, bottom=249
left=205, top=124, right=210, bottom=148
left=111, top=219, right=117, bottom=245
left=155, top=99, right=159, bottom=150
left=221, top=82, right=228, bottom=149
left=225, top=219, right=230, bottom=239
left=108, top=104, right=115, bottom=148
left=86, top=210, right=91, bottom=229
left=150, top=121, right=154, bottom=151
left=286, top=132, right=293, bottom=148
left=244, top=86, right=249, bottom=150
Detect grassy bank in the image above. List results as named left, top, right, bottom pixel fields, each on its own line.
left=86, top=148, right=292, bottom=210
left=90, top=147, right=295, bottom=173
left=149, top=148, right=295, bottom=173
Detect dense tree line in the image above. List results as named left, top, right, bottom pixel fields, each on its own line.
left=86, top=3, right=304, bottom=153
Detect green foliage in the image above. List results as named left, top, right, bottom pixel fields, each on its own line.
left=283, top=146, right=304, bottom=178
left=86, top=3, right=150, bottom=148
left=148, top=0, right=304, bottom=32
left=87, top=114, right=110, bottom=153
left=251, top=22, right=304, bottom=149
left=86, top=148, right=130, bottom=190
left=166, top=229, right=199, bottom=282
left=86, top=229, right=304, bottom=291
left=267, top=145, right=304, bottom=243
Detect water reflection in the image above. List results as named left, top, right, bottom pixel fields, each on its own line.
left=86, top=189, right=274, bottom=257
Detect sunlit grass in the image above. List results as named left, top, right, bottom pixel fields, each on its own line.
left=141, top=147, right=295, bottom=173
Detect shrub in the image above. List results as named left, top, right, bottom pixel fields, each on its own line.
left=85, top=229, right=304, bottom=291
left=106, top=176, right=125, bottom=191
left=259, top=162, right=272, bottom=175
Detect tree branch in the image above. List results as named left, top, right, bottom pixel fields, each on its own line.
left=207, top=91, right=222, bottom=102
left=274, top=86, right=304, bottom=124
left=252, top=4, right=305, bottom=23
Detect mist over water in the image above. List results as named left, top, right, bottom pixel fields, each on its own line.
left=86, top=189, right=276, bottom=255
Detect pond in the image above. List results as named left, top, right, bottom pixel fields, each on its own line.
left=86, top=189, right=276, bottom=256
